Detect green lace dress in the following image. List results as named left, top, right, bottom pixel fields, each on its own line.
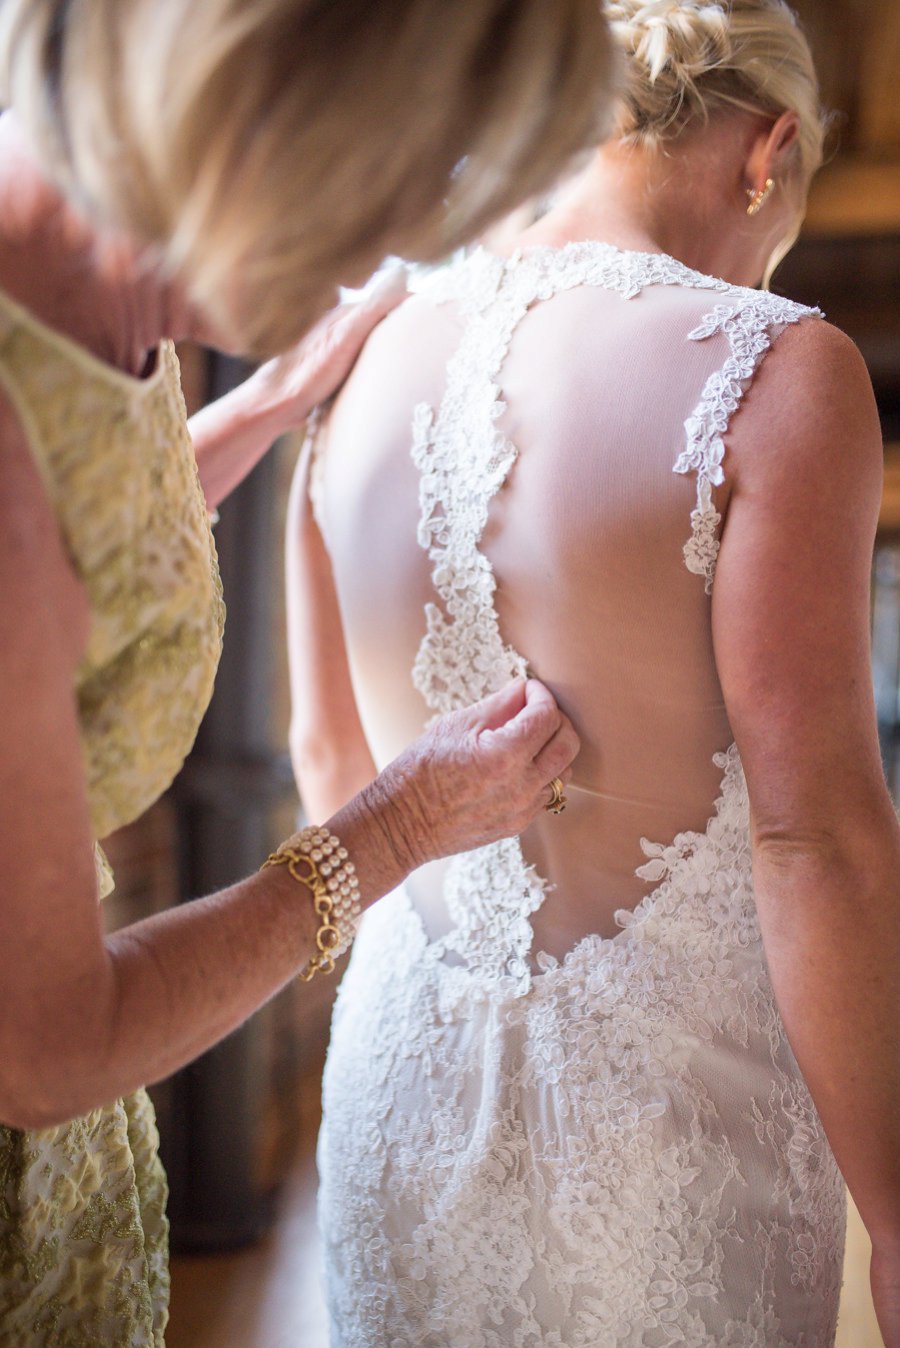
left=0, top=288, right=224, bottom=1346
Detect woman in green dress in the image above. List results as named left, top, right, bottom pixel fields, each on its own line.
left=0, top=0, right=616, bottom=1341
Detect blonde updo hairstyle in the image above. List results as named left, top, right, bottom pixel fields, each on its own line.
left=605, top=0, right=826, bottom=283
left=0, top=0, right=615, bottom=355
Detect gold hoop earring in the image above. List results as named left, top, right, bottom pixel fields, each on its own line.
left=746, top=178, right=775, bottom=217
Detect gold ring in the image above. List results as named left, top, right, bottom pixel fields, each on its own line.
left=545, top=777, right=568, bottom=815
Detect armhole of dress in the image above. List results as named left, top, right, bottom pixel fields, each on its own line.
left=674, top=300, right=823, bottom=595
left=0, top=356, right=56, bottom=503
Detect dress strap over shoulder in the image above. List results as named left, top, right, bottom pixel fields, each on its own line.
left=411, top=244, right=822, bottom=598
left=674, top=291, right=823, bottom=592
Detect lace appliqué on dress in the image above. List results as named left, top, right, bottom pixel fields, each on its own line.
left=408, top=244, right=820, bottom=993
left=321, top=728, right=845, bottom=1345
left=675, top=296, right=823, bottom=592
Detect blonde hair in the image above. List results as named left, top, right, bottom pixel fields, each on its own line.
left=605, top=0, right=826, bottom=279
left=0, top=0, right=616, bottom=355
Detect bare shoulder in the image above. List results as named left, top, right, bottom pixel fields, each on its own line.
left=333, top=290, right=461, bottom=420
left=727, top=316, right=883, bottom=503
left=753, top=315, right=877, bottom=417
left=359, top=290, right=455, bottom=355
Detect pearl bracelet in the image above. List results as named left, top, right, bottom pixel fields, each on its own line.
left=262, top=826, right=361, bottom=981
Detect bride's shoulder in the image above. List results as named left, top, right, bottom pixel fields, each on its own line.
left=407, top=249, right=506, bottom=315
left=746, top=317, right=872, bottom=417
left=727, top=318, right=881, bottom=494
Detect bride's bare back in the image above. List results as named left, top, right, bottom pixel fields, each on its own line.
left=314, top=243, right=808, bottom=962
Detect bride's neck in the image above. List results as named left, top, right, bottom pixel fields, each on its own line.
left=514, top=141, right=754, bottom=286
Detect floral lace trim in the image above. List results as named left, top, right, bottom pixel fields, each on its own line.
left=635, top=743, right=745, bottom=884
left=408, top=242, right=813, bottom=995
left=410, top=341, right=529, bottom=718
left=676, top=296, right=823, bottom=593
left=527, top=743, right=751, bottom=984
left=321, top=752, right=846, bottom=1342
left=410, top=240, right=740, bottom=722
left=422, top=841, right=549, bottom=1001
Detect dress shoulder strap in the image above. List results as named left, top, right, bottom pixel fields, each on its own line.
left=673, top=290, right=823, bottom=592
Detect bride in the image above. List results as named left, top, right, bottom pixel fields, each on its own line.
left=288, top=1, right=900, bottom=1343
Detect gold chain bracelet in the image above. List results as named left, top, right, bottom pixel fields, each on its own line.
left=262, top=826, right=361, bottom=982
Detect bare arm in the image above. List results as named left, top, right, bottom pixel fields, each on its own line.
left=0, top=391, right=577, bottom=1129
left=189, top=269, right=408, bottom=511
left=285, top=426, right=377, bottom=818
left=713, top=320, right=900, bottom=1340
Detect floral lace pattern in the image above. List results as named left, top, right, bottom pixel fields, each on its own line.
left=676, top=297, right=821, bottom=591
left=408, top=243, right=820, bottom=999
left=319, top=244, right=844, bottom=1345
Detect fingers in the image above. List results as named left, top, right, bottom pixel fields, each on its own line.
left=361, top=263, right=410, bottom=316
left=473, top=677, right=528, bottom=734
left=482, top=678, right=562, bottom=757
left=281, top=263, right=407, bottom=387
left=524, top=678, right=556, bottom=712
left=408, top=679, right=580, bottom=859
left=335, top=264, right=409, bottom=342
left=531, top=717, right=580, bottom=785
left=290, top=266, right=408, bottom=409
left=476, top=679, right=580, bottom=785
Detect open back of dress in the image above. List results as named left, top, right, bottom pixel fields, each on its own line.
left=313, top=244, right=846, bottom=1347
left=318, top=244, right=797, bottom=971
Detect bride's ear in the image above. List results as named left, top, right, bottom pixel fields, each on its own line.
left=745, top=111, right=801, bottom=197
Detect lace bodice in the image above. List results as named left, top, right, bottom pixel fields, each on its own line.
left=316, top=242, right=819, bottom=984
left=314, top=243, right=843, bottom=1346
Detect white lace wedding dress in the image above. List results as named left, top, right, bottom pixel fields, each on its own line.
left=311, top=243, right=846, bottom=1347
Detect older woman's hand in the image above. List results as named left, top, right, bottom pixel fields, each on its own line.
left=260, top=265, right=410, bottom=426
left=362, top=678, right=579, bottom=876
left=190, top=266, right=410, bottom=511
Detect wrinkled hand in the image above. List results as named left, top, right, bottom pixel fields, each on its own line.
left=372, top=679, right=580, bottom=874
left=872, top=1242, right=900, bottom=1347
left=258, top=265, right=409, bottom=428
